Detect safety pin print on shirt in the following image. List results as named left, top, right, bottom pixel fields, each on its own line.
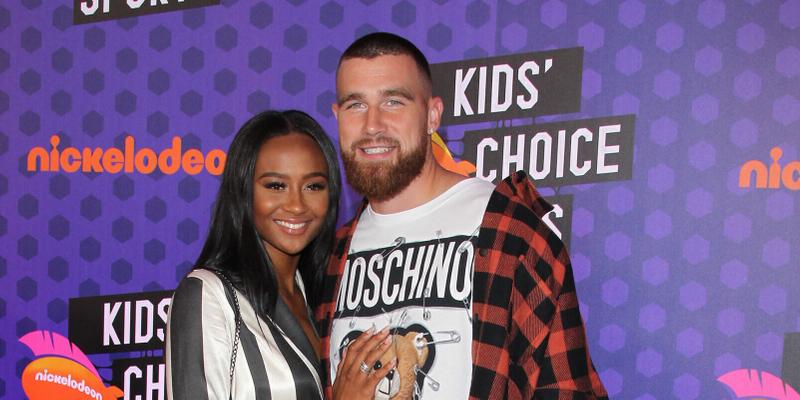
left=336, top=325, right=468, bottom=399
left=334, top=232, right=481, bottom=398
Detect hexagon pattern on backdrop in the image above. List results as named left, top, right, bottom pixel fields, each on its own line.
left=1, top=1, right=798, bottom=399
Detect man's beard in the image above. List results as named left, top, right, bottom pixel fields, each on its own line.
left=341, top=135, right=427, bottom=202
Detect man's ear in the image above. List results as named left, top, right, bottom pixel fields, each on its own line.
left=427, top=96, right=444, bottom=132
left=332, top=103, right=340, bottom=120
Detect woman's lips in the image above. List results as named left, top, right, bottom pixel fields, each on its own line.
left=274, top=219, right=310, bottom=235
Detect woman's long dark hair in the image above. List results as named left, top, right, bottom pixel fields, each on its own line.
left=195, top=110, right=341, bottom=318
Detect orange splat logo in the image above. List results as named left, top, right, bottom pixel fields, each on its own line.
left=19, top=330, right=124, bottom=400
left=431, top=131, right=477, bottom=176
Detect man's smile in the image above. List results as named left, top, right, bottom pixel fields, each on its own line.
left=362, top=146, right=395, bottom=155
left=273, top=219, right=311, bottom=234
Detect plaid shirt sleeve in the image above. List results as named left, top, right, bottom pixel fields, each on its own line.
left=471, top=171, right=607, bottom=400
left=314, top=211, right=360, bottom=400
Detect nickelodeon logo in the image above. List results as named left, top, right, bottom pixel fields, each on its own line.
left=27, top=135, right=226, bottom=176
left=739, top=147, right=799, bottom=190
left=20, top=330, right=124, bottom=400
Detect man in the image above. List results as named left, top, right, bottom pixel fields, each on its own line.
left=315, top=32, right=607, bottom=400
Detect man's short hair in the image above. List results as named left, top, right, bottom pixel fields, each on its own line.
left=339, top=32, right=433, bottom=90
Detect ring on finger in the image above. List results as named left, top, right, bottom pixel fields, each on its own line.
left=359, top=361, right=371, bottom=374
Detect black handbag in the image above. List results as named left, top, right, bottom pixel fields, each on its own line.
left=209, top=269, right=242, bottom=400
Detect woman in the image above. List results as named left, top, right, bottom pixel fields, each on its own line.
left=166, top=110, right=341, bottom=399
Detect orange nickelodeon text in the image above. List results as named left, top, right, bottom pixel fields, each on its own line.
left=739, top=147, right=799, bottom=191
left=27, top=135, right=226, bottom=176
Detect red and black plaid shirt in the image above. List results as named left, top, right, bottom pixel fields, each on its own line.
left=315, top=171, right=608, bottom=399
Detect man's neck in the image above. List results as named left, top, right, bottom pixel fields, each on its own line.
left=369, top=159, right=466, bottom=214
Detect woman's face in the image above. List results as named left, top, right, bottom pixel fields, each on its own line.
left=252, top=132, right=330, bottom=264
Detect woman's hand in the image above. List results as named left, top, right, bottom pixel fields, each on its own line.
left=332, top=327, right=396, bottom=400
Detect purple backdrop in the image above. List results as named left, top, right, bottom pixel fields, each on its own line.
left=1, top=1, right=798, bottom=399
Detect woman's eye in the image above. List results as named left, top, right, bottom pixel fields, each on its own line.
left=306, top=182, right=327, bottom=191
left=264, top=182, right=286, bottom=190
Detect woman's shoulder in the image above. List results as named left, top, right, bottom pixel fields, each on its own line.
left=185, top=268, right=220, bottom=281
left=174, top=268, right=227, bottom=299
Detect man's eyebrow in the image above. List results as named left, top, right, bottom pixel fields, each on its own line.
left=383, top=88, right=414, bottom=101
left=336, top=92, right=364, bottom=106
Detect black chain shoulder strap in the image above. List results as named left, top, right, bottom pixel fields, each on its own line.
left=208, top=269, right=242, bottom=400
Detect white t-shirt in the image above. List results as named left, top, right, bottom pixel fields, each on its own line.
left=330, top=178, right=494, bottom=399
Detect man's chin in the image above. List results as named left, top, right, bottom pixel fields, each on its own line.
left=345, top=165, right=401, bottom=199
left=341, top=141, right=426, bottom=201
left=353, top=167, right=394, bottom=183
left=353, top=155, right=396, bottom=165
left=350, top=158, right=395, bottom=173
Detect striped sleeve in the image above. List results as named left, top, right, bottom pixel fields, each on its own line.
left=168, top=269, right=323, bottom=400
left=165, top=273, right=234, bottom=400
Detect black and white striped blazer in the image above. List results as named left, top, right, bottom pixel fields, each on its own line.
left=166, top=269, right=323, bottom=400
